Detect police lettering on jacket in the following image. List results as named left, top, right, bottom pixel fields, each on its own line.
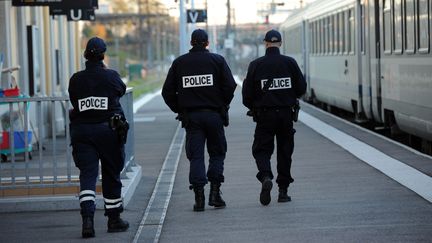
left=261, top=77, right=292, bottom=90
left=78, top=96, right=108, bottom=112
left=183, top=74, right=213, bottom=88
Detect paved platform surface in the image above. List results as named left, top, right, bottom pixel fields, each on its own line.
left=0, top=89, right=431, bottom=242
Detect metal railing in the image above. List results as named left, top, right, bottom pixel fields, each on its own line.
left=0, top=88, right=135, bottom=190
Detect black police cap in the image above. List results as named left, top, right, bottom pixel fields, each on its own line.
left=191, top=29, right=208, bottom=44
left=263, top=29, right=282, bottom=43
left=85, top=37, right=107, bottom=54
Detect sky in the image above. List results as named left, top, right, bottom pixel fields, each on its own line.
left=162, top=0, right=318, bottom=25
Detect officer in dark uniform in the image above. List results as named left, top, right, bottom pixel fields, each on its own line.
left=162, top=29, right=237, bottom=211
left=242, top=29, right=306, bottom=206
left=68, top=37, right=129, bottom=238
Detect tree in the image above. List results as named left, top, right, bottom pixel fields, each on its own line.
left=109, top=0, right=132, bottom=13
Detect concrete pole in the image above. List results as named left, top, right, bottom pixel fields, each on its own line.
left=4, top=1, right=13, bottom=86
left=18, top=7, right=29, bottom=91
left=38, top=8, right=47, bottom=95
left=146, top=0, right=153, bottom=68
left=67, top=22, right=75, bottom=77
left=179, top=0, right=187, bottom=55
left=190, top=0, right=195, bottom=30
left=49, top=17, right=56, bottom=96
left=225, top=0, right=231, bottom=65
left=58, top=16, right=67, bottom=95
left=137, top=0, right=144, bottom=61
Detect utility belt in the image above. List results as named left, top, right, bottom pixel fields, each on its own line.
left=247, top=100, right=300, bottom=122
left=108, top=114, right=129, bottom=145
left=186, top=107, right=219, bottom=113
left=177, top=106, right=230, bottom=128
left=256, top=106, right=291, bottom=112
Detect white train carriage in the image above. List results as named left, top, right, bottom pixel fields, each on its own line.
left=282, top=0, right=362, bottom=115
left=280, top=0, right=432, bottom=145
left=377, top=0, right=432, bottom=141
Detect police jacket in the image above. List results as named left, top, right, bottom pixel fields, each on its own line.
left=162, top=46, right=237, bottom=113
left=242, top=47, right=306, bottom=110
left=68, top=61, right=126, bottom=124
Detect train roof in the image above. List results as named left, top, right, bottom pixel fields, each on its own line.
left=280, top=0, right=357, bottom=29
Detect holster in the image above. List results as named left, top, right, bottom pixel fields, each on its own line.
left=246, top=108, right=260, bottom=122
left=176, top=111, right=190, bottom=128
left=292, top=100, right=300, bottom=122
left=109, top=114, right=129, bottom=145
left=220, top=106, right=229, bottom=127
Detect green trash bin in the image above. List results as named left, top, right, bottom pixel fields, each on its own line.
left=128, top=64, right=143, bottom=81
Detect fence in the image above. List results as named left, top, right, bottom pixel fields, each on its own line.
left=0, top=88, right=135, bottom=192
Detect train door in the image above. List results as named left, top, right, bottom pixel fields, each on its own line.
left=356, top=0, right=367, bottom=121
left=302, top=20, right=311, bottom=100
left=369, top=0, right=383, bottom=122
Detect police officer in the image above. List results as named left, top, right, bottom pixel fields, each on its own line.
left=68, top=37, right=129, bottom=238
left=242, top=29, right=306, bottom=206
left=162, top=29, right=237, bottom=211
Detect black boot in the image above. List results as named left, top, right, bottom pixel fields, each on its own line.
left=191, top=185, right=205, bottom=211
left=81, top=215, right=95, bottom=238
left=260, top=177, right=273, bottom=206
left=107, top=215, right=129, bottom=233
left=208, top=183, right=226, bottom=208
left=278, top=188, right=291, bottom=202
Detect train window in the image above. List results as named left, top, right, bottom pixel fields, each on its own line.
left=361, top=4, right=365, bottom=54
left=317, top=20, right=323, bottom=54
left=315, top=21, right=319, bottom=54
left=311, top=22, right=315, bottom=54
left=383, top=0, right=392, bottom=54
left=330, top=16, right=333, bottom=54
left=336, top=14, right=340, bottom=54
left=340, top=12, right=345, bottom=54
left=418, top=0, right=430, bottom=53
left=405, top=0, right=415, bottom=53
left=309, top=23, right=313, bottom=54
left=394, top=0, right=403, bottom=53
left=349, top=9, right=355, bottom=54
left=324, top=17, right=328, bottom=54
left=335, top=14, right=339, bottom=54
left=314, top=22, right=317, bottom=54
left=345, top=10, right=350, bottom=54
left=296, top=27, right=301, bottom=54
left=328, top=17, right=331, bottom=54
left=317, top=20, right=320, bottom=54
left=321, top=18, right=325, bottom=54
left=322, top=18, right=327, bottom=54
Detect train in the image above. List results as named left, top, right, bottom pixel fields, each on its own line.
left=279, top=0, right=432, bottom=150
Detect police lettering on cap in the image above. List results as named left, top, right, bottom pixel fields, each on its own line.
left=191, top=29, right=208, bottom=45
left=85, top=37, right=107, bottom=54
left=263, top=29, right=282, bottom=43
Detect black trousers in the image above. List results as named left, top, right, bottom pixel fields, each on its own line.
left=252, top=108, right=295, bottom=189
left=70, top=122, right=125, bottom=217
left=185, top=111, right=227, bottom=187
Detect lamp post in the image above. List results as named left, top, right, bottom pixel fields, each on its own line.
left=179, top=0, right=187, bottom=55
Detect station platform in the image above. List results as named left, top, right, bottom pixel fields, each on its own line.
left=0, top=88, right=431, bottom=242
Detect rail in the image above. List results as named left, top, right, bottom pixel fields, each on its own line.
left=0, top=88, right=135, bottom=191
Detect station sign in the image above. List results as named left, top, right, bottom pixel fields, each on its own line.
left=50, top=7, right=96, bottom=21
left=186, top=9, right=207, bottom=23
left=12, top=0, right=96, bottom=9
